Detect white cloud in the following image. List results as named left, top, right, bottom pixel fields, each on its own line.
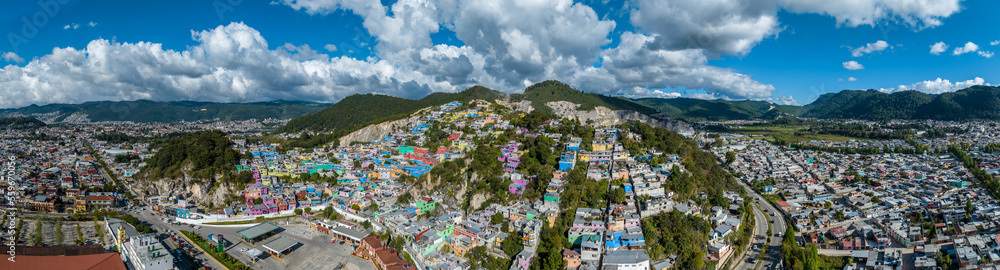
left=63, top=23, right=80, bottom=30
left=0, top=22, right=440, bottom=108
left=980, top=51, right=994, bottom=58
left=851, top=40, right=889, bottom=57
left=843, top=61, right=864, bottom=70
left=848, top=77, right=858, bottom=82
left=768, top=95, right=800, bottom=106
left=778, top=0, right=962, bottom=28
left=2, top=52, right=24, bottom=63
left=625, top=89, right=682, bottom=99
left=323, top=44, right=337, bottom=52
left=992, top=40, right=999, bottom=46
left=880, top=77, right=991, bottom=94
left=277, top=0, right=962, bottom=102
left=838, top=78, right=843, bottom=81
left=929, top=42, right=948, bottom=55
left=88, top=21, right=98, bottom=27
left=0, top=0, right=968, bottom=108
left=953, top=42, right=979, bottom=55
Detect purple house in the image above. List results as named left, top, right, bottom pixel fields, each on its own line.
left=512, top=250, right=532, bottom=270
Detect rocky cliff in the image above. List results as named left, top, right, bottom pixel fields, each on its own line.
left=338, top=113, right=424, bottom=146
left=546, top=101, right=694, bottom=132
left=133, top=164, right=235, bottom=208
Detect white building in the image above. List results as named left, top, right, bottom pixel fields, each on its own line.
left=121, top=234, right=173, bottom=270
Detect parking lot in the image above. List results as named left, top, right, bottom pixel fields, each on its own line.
left=226, top=223, right=370, bottom=270
left=131, top=208, right=370, bottom=270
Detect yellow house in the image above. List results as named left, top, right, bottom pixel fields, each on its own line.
left=74, top=199, right=87, bottom=213
left=592, top=143, right=608, bottom=152
left=450, top=238, right=478, bottom=257
left=577, top=152, right=591, bottom=161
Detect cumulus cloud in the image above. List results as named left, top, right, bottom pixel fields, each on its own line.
left=0, top=0, right=968, bottom=108
left=851, top=40, right=889, bottom=57
left=992, top=40, right=999, bottom=46
left=953, top=42, right=979, bottom=55
left=929, top=42, right=948, bottom=55
left=2, top=52, right=24, bottom=63
left=848, top=77, right=858, bottom=82
left=778, top=0, right=962, bottom=28
left=880, top=77, right=991, bottom=94
left=323, top=44, right=337, bottom=52
left=980, top=51, right=995, bottom=58
left=625, top=89, right=682, bottom=99
left=843, top=61, right=864, bottom=70
left=0, top=22, right=438, bottom=108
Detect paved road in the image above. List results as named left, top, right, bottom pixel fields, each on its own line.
left=130, top=208, right=229, bottom=270
left=736, top=177, right=787, bottom=270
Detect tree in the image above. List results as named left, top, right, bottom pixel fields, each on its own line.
left=75, top=224, right=85, bottom=245
left=54, top=219, right=64, bottom=245
left=725, top=151, right=736, bottom=165
left=33, top=220, right=43, bottom=245
left=362, top=220, right=372, bottom=229
left=824, top=201, right=833, bottom=209
left=501, top=233, right=523, bottom=257
left=369, top=201, right=380, bottom=213
left=610, top=188, right=626, bottom=204
left=491, top=213, right=505, bottom=225
left=305, top=207, right=312, bottom=214
left=294, top=208, right=303, bottom=215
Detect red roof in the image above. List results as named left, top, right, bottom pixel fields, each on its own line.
left=84, top=196, right=114, bottom=201
left=776, top=201, right=791, bottom=207
left=0, top=253, right=126, bottom=270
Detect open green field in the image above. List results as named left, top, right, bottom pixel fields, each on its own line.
left=730, top=125, right=860, bottom=143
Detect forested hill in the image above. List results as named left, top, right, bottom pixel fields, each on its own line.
left=0, top=117, right=46, bottom=129
left=277, top=85, right=507, bottom=134
left=631, top=97, right=804, bottom=121
left=630, top=85, right=1000, bottom=121
left=138, top=130, right=242, bottom=180
left=801, top=89, right=934, bottom=120
left=802, top=85, right=1000, bottom=120
left=512, top=80, right=659, bottom=115
left=0, top=100, right=329, bottom=123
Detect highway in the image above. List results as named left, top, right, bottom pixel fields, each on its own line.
left=733, top=174, right=787, bottom=270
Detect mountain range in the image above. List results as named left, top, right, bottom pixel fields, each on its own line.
left=4, top=83, right=1000, bottom=125
left=0, top=100, right=329, bottom=123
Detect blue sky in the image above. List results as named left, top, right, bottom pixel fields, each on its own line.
left=0, top=0, right=996, bottom=108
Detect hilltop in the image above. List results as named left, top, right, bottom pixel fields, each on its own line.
left=513, top=80, right=658, bottom=115
left=0, top=100, right=328, bottom=123
left=631, top=97, right=804, bottom=121
left=802, top=85, right=1000, bottom=120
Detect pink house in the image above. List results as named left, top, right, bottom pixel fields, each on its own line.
left=512, top=251, right=532, bottom=270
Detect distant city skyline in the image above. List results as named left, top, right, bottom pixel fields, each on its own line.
left=0, top=0, right=996, bottom=108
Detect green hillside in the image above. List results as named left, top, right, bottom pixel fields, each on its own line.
left=274, top=86, right=506, bottom=148
left=278, top=86, right=506, bottom=134
left=801, top=90, right=934, bottom=120
left=631, top=97, right=803, bottom=121
left=0, top=117, right=46, bottom=129
left=512, top=80, right=658, bottom=115
left=0, top=100, right=328, bottom=123
left=139, top=130, right=241, bottom=179
left=915, top=86, right=1000, bottom=120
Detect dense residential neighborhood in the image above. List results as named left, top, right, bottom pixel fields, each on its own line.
left=8, top=92, right=1000, bottom=270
